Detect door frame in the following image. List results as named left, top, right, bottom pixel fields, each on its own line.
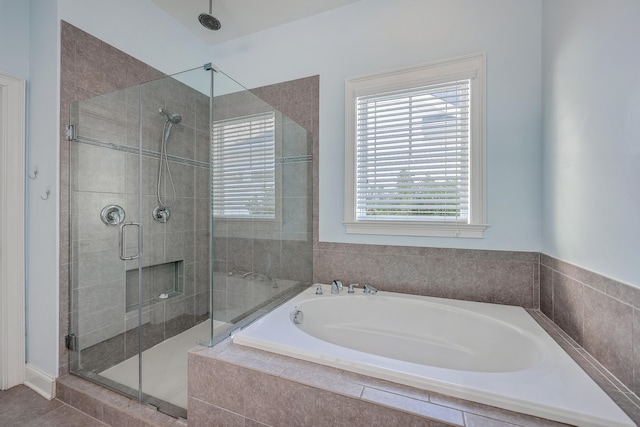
left=0, top=72, right=26, bottom=390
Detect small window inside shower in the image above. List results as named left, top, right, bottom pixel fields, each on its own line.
left=212, top=111, right=276, bottom=219
left=125, top=260, right=184, bottom=312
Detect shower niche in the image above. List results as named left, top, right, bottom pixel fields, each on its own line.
left=125, top=261, right=184, bottom=312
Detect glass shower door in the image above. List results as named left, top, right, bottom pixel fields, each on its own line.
left=128, top=68, right=214, bottom=414
left=68, top=84, right=144, bottom=402
left=69, top=66, right=214, bottom=419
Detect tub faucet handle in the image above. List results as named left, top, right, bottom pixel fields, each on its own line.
left=315, top=285, right=323, bottom=295
left=331, top=280, right=343, bottom=294
left=363, top=283, right=378, bottom=294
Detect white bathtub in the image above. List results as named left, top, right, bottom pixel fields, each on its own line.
left=233, top=284, right=635, bottom=427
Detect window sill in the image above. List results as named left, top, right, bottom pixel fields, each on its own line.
left=344, top=220, right=488, bottom=238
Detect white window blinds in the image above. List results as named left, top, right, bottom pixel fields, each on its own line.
left=212, top=112, right=275, bottom=218
left=355, top=79, right=470, bottom=223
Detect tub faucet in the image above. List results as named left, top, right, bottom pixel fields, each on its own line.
left=331, top=280, right=343, bottom=294
left=363, top=283, right=377, bottom=294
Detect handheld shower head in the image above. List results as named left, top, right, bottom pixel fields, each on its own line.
left=159, top=108, right=182, bottom=125
left=199, top=0, right=221, bottom=31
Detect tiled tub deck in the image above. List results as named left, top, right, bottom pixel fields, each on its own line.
left=187, top=310, right=640, bottom=427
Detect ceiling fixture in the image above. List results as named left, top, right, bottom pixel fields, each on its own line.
left=198, top=0, right=222, bottom=31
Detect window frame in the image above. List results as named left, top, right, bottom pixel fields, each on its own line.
left=344, top=53, right=487, bottom=238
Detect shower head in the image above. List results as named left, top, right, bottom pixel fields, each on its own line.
left=159, top=108, right=182, bottom=125
left=199, top=13, right=221, bottom=30
left=198, top=0, right=221, bottom=31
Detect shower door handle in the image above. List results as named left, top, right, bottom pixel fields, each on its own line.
left=119, top=222, right=140, bottom=261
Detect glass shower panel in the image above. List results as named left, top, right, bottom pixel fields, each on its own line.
left=132, top=68, right=213, bottom=415
left=68, top=63, right=312, bottom=419
left=69, top=66, right=214, bottom=419
left=69, top=85, right=143, bottom=399
left=209, top=70, right=313, bottom=344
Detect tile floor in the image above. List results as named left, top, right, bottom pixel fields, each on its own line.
left=0, top=384, right=107, bottom=426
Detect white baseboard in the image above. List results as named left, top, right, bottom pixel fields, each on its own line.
left=24, top=363, right=57, bottom=400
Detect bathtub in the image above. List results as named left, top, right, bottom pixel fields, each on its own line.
left=233, top=284, right=635, bottom=427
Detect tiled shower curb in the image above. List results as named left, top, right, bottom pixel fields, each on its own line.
left=56, top=375, right=186, bottom=427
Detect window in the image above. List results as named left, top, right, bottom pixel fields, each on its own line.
left=344, top=53, right=487, bottom=238
left=212, top=112, right=276, bottom=219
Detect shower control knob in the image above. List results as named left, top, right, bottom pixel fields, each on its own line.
left=100, top=205, right=125, bottom=226
left=152, top=206, right=170, bottom=223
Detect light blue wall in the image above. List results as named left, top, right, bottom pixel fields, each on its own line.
left=25, top=0, right=60, bottom=378
left=0, top=0, right=30, bottom=78
left=542, top=0, right=640, bottom=288
left=0, top=0, right=60, bottom=377
left=209, top=0, right=543, bottom=251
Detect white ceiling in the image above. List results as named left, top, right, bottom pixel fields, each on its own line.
left=151, top=0, right=361, bottom=45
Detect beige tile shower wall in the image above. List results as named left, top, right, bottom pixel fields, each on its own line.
left=540, top=254, right=640, bottom=397
left=127, top=75, right=211, bottom=325
left=71, top=80, right=210, bottom=351
left=60, top=21, right=165, bottom=375
left=60, top=21, right=211, bottom=374
left=314, top=244, right=540, bottom=308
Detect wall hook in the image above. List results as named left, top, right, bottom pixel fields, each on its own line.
left=29, top=168, right=38, bottom=179
left=41, top=190, right=50, bottom=200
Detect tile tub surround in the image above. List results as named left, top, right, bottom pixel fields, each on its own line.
left=527, top=310, right=640, bottom=425
left=187, top=339, right=571, bottom=427
left=314, top=244, right=541, bottom=308
left=312, top=244, right=640, bottom=403
left=186, top=307, right=640, bottom=427
left=540, top=254, right=640, bottom=399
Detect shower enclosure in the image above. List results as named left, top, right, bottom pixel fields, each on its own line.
left=67, top=65, right=312, bottom=418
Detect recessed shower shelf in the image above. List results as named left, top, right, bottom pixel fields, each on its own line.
left=125, top=260, right=185, bottom=313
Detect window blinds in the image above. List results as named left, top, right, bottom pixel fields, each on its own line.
left=355, top=79, right=470, bottom=222
left=212, top=112, right=275, bottom=218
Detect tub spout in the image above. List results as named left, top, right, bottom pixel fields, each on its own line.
left=331, top=280, right=343, bottom=294
left=363, top=283, right=377, bottom=294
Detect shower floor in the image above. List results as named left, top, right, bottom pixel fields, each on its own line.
left=100, top=319, right=228, bottom=409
